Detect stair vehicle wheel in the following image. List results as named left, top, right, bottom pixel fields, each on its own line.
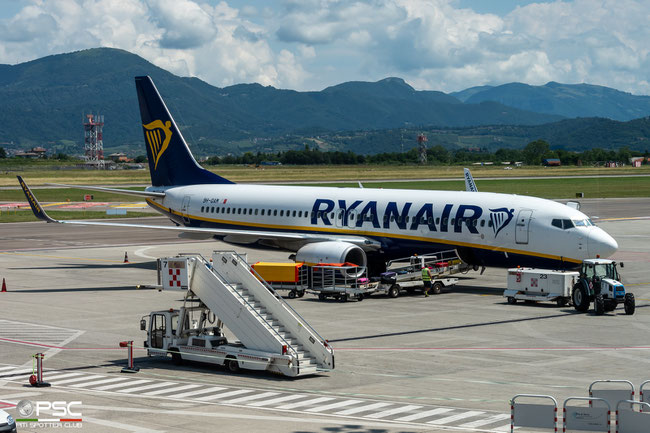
left=339, top=294, right=348, bottom=302
left=297, top=290, right=305, bottom=298
left=604, top=300, right=616, bottom=312
left=507, top=296, right=516, bottom=305
left=227, top=357, right=240, bottom=373
left=556, top=297, right=568, bottom=307
left=356, top=293, right=364, bottom=301
left=288, top=290, right=297, bottom=299
left=594, top=294, right=605, bottom=315
left=318, top=293, right=326, bottom=301
left=572, top=284, right=590, bottom=312
left=388, top=285, right=399, bottom=298
left=170, top=348, right=183, bottom=366
left=431, top=281, right=443, bottom=295
left=624, top=293, right=635, bottom=315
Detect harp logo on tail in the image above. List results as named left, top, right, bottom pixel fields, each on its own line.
left=489, top=207, right=514, bottom=237
left=143, top=120, right=172, bottom=170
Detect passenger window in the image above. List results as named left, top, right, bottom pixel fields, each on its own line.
left=293, top=210, right=297, bottom=217
left=480, top=220, right=485, bottom=227
left=237, top=208, right=242, bottom=214
left=201, top=206, right=204, bottom=212
left=254, top=209, right=258, bottom=215
left=216, top=207, right=220, bottom=214
left=261, top=209, right=265, bottom=216
left=280, top=210, right=284, bottom=217
left=273, top=210, right=278, bottom=216
left=210, top=207, right=214, bottom=213
left=451, top=218, right=455, bottom=225
left=383, top=215, right=388, bottom=223
left=487, top=220, right=492, bottom=227
left=427, top=217, right=433, bottom=224
left=390, top=216, right=395, bottom=222
left=226, top=208, right=230, bottom=214
left=436, top=217, right=440, bottom=224
left=405, top=216, right=410, bottom=223
left=243, top=208, right=247, bottom=215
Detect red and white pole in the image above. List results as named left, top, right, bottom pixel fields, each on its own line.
left=29, top=353, right=51, bottom=387
left=120, top=341, right=139, bottom=373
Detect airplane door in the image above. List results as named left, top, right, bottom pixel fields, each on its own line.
left=335, top=209, right=345, bottom=228
left=515, top=210, right=533, bottom=244
left=181, top=195, right=191, bottom=224
left=347, top=210, right=358, bottom=229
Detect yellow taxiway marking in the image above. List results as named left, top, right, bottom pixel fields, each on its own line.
left=0, top=251, right=123, bottom=263
left=41, top=202, right=69, bottom=207
left=111, top=203, right=148, bottom=208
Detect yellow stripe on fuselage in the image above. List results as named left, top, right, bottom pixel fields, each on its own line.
left=145, top=198, right=581, bottom=264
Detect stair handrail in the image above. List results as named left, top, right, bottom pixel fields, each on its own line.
left=178, top=252, right=300, bottom=360
left=216, top=250, right=334, bottom=358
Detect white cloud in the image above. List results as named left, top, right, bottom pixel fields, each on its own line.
left=0, top=0, right=648, bottom=94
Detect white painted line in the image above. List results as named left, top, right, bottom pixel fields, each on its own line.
left=459, top=413, right=511, bottom=428
left=83, top=415, right=165, bottom=433
left=335, top=402, right=392, bottom=415
left=142, top=384, right=202, bottom=396
left=196, top=389, right=254, bottom=402
left=0, top=366, right=16, bottom=372
left=427, top=410, right=485, bottom=425
left=304, top=399, right=364, bottom=413
left=51, top=375, right=105, bottom=385
left=119, top=382, right=178, bottom=394
left=41, top=372, right=84, bottom=381
left=174, top=386, right=227, bottom=398
left=93, top=379, right=151, bottom=391
left=70, top=377, right=132, bottom=388
left=0, top=392, right=42, bottom=401
left=365, top=404, right=423, bottom=419
left=0, top=369, right=32, bottom=377
left=276, top=397, right=336, bottom=410
left=247, top=394, right=306, bottom=407
left=394, top=407, right=454, bottom=422
left=493, top=423, right=514, bottom=432
left=221, top=391, right=280, bottom=404
left=172, top=386, right=226, bottom=399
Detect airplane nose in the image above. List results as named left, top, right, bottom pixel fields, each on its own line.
left=588, top=228, right=618, bottom=258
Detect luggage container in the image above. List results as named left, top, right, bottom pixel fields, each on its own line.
left=251, top=262, right=307, bottom=299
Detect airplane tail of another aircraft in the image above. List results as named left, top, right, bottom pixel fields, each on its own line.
left=135, top=76, right=233, bottom=187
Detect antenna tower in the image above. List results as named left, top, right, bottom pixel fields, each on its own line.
left=417, top=133, right=427, bottom=164
left=84, top=113, right=105, bottom=169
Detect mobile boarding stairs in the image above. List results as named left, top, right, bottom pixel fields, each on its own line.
left=150, top=251, right=334, bottom=377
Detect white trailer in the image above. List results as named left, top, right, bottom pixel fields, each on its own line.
left=141, top=251, right=334, bottom=377
left=503, top=267, right=579, bottom=307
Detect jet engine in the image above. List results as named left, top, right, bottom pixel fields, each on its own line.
left=295, top=241, right=367, bottom=277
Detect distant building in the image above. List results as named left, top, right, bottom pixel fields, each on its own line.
left=108, top=152, right=133, bottom=163
left=15, top=147, right=47, bottom=158
left=629, top=156, right=644, bottom=167
left=543, top=158, right=561, bottom=166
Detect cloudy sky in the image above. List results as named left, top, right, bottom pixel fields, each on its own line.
left=0, top=0, right=648, bottom=94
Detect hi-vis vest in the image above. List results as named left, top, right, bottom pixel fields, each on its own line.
left=422, top=267, right=431, bottom=281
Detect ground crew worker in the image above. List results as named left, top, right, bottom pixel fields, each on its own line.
left=422, top=265, right=432, bottom=297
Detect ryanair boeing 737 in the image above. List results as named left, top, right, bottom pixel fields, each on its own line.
left=18, top=76, right=618, bottom=275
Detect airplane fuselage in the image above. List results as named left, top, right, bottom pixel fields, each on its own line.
left=145, top=183, right=617, bottom=270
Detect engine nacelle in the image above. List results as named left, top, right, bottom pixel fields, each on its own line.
left=295, top=242, right=367, bottom=276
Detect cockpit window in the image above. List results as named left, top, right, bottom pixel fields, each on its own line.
left=572, top=219, right=593, bottom=227
left=552, top=219, right=575, bottom=229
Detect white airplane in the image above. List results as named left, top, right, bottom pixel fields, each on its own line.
left=18, top=76, right=618, bottom=275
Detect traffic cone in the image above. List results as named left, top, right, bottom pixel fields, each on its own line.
left=123, top=252, right=129, bottom=263
left=1, top=278, right=6, bottom=292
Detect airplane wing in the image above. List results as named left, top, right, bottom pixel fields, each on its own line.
left=463, top=168, right=478, bottom=192
left=18, top=176, right=381, bottom=250
left=45, top=183, right=165, bottom=198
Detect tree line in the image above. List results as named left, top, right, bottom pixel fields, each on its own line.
left=205, top=141, right=647, bottom=166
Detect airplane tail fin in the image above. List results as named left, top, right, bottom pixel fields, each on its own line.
left=135, top=76, right=233, bottom=187
left=463, top=168, right=478, bottom=192
left=17, top=176, right=57, bottom=223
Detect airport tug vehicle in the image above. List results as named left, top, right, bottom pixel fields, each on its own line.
left=140, top=252, right=334, bottom=377
left=571, top=258, right=634, bottom=315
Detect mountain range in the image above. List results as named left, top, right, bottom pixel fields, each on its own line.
left=0, top=48, right=649, bottom=156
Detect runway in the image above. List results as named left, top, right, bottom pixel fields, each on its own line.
left=0, top=199, right=649, bottom=432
